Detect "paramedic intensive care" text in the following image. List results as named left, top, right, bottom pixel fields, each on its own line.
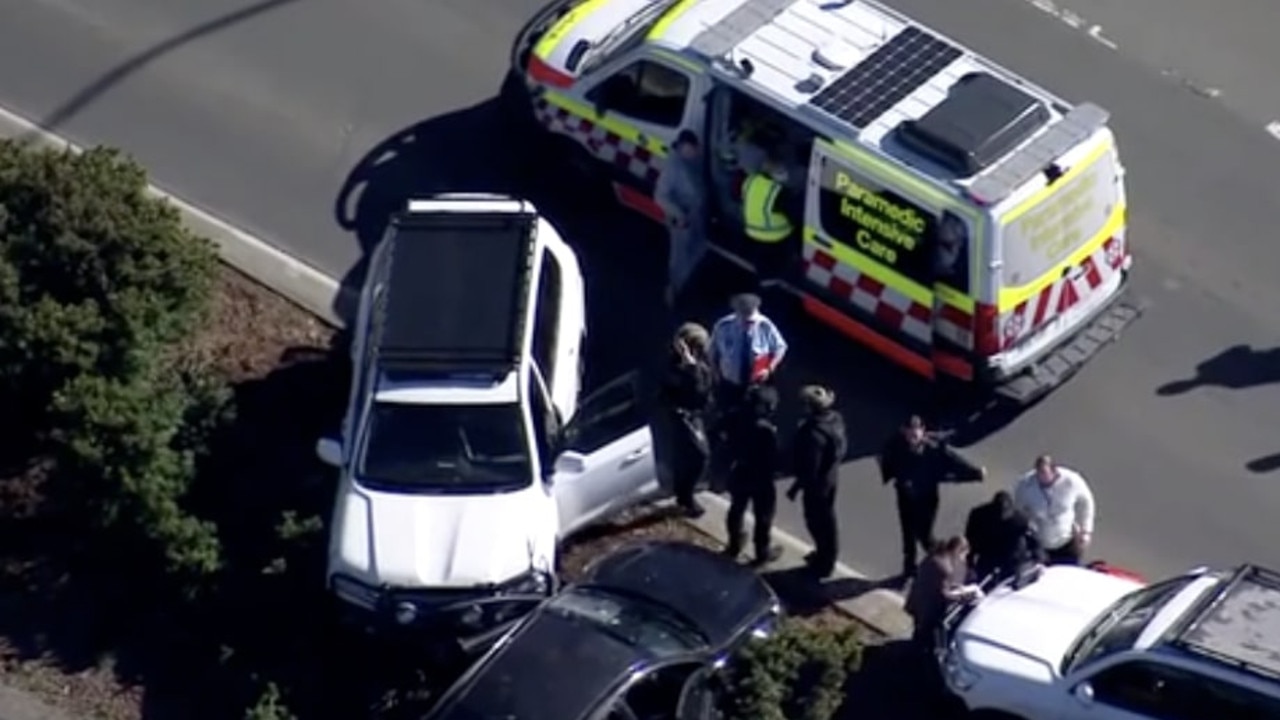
left=832, top=170, right=927, bottom=267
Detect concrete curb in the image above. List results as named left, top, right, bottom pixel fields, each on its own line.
left=0, top=105, right=913, bottom=642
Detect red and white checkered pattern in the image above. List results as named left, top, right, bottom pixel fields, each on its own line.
left=802, top=243, right=975, bottom=349
left=803, top=243, right=958, bottom=347
left=1000, top=233, right=1126, bottom=347
left=533, top=98, right=664, bottom=185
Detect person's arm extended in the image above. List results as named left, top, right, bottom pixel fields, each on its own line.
left=943, top=445, right=986, bottom=482
left=788, top=429, right=819, bottom=499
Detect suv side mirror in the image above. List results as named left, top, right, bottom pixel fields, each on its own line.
left=554, top=450, right=588, bottom=474
left=316, top=437, right=343, bottom=467
left=1072, top=681, right=1095, bottom=706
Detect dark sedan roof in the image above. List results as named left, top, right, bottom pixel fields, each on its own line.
left=430, top=610, right=639, bottom=720
left=584, top=541, right=777, bottom=648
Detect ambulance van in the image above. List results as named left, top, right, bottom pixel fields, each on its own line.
left=510, top=0, right=1142, bottom=402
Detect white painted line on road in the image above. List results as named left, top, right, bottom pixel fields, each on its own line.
left=1266, top=121, right=1280, bottom=142
left=0, top=104, right=351, bottom=329
left=1021, top=0, right=1118, bottom=50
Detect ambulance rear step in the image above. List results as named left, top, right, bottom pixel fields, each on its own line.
left=995, top=295, right=1146, bottom=405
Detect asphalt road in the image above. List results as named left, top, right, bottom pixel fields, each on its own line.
left=3, top=0, right=1280, bottom=587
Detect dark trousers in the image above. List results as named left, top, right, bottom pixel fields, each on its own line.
left=1045, top=540, right=1083, bottom=566
left=896, top=490, right=940, bottom=573
left=802, top=489, right=839, bottom=573
left=725, top=480, right=777, bottom=557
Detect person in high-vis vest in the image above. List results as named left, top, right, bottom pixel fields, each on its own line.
left=740, top=158, right=794, bottom=281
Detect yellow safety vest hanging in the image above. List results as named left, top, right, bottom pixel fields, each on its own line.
left=742, top=174, right=793, bottom=244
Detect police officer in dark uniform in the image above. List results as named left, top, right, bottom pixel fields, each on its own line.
left=656, top=323, right=714, bottom=518
left=965, top=490, right=1043, bottom=583
left=786, top=385, right=847, bottom=578
left=723, top=384, right=782, bottom=565
left=879, top=415, right=986, bottom=581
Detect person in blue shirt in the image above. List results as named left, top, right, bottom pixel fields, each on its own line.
left=707, top=292, right=788, bottom=411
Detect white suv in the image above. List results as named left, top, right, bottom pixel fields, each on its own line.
left=939, top=563, right=1280, bottom=720
left=317, top=195, right=663, bottom=644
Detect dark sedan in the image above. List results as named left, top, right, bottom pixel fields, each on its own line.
left=425, top=541, right=781, bottom=720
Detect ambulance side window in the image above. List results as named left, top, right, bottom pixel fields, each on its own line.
left=934, top=210, right=971, bottom=293
left=588, top=60, right=689, bottom=127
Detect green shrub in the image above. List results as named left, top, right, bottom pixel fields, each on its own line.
left=721, top=618, right=863, bottom=720
left=244, top=681, right=296, bottom=720
left=0, top=141, right=225, bottom=578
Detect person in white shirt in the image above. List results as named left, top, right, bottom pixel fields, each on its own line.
left=1011, top=455, right=1096, bottom=566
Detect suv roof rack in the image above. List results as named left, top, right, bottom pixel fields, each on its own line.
left=371, top=204, right=537, bottom=375
left=1169, top=564, right=1280, bottom=681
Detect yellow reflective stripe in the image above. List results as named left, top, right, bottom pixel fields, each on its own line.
left=647, top=0, right=701, bottom=41
left=1000, top=140, right=1113, bottom=225
left=803, top=227, right=976, bottom=313
left=652, top=49, right=701, bottom=73
left=938, top=285, right=975, bottom=313
left=997, top=202, right=1126, bottom=311
left=541, top=91, right=669, bottom=157
left=533, top=0, right=613, bottom=59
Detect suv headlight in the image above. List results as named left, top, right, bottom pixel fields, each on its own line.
left=331, top=574, right=381, bottom=610
left=942, top=640, right=981, bottom=691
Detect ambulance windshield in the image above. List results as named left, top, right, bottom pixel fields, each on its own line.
left=999, top=143, right=1119, bottom=288
left=578, top=0, right=683, bottom=75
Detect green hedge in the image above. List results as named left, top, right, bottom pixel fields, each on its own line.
left=0, top=141, right=226, bottom=580
left=722, top=618, right=863, bottom=720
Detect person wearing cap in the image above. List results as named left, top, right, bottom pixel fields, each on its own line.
left=722, top=384, right=782, bottom=565
left=654, top=323, right=715, bottom=518
left=879, top=415, right=986, bottom=581
left=708, top=292, right=788, bottom=411
left=654, top=129, right=708, bottom=307
left=786, top=385, right=848, bottom=577
left=1011, top=455, right=1096, bottom=566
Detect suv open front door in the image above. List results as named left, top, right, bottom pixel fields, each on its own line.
left=553, top=372, right=660, bottom=538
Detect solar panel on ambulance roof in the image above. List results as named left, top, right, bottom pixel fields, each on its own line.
left=809, top=26, right=963, bottom=130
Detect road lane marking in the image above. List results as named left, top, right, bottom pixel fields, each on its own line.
left=1267, top=121, right=1280, bottom=142
left=1022, top=0, right=1118, bottom=50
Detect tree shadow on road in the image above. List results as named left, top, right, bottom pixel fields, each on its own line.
left=37, top=0, right=304, bottom=134
left=1157, top=344, right=1280, bottom=396
left=331, top=81, right=532, bottom=322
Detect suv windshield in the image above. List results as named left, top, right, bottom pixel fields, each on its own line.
left=1063, top=576, right=1197, bottom=673
left=549, top=587, right=707, bottom=658
left=358, top=401, right=531, bottom=492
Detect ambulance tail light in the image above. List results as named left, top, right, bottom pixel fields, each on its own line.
left=974, top=303, right=1001, bottom=356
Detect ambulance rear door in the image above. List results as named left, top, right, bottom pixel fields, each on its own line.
left=801, top=139, right=982, bottom=380
left=990, top=128, right=1128, bottom=372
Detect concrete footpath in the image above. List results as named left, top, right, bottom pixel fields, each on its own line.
left=0, top=103, right=914, bottom=718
